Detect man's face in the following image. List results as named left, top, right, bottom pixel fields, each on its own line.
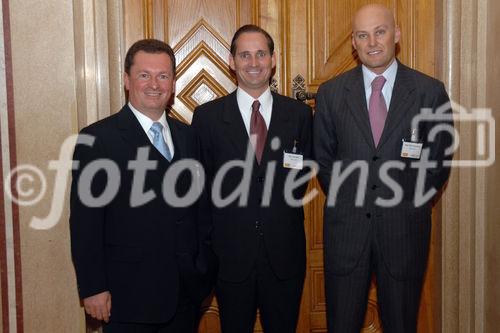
left=351, top=6, right=400, bottom=74
left=124, top=51, right=175, bottom=119
left=229, top=32, right=276, bottom=98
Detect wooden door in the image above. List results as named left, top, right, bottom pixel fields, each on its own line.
left=287, top=1, right=438, bottom=332
left=122, top=1, right=438, bottom=332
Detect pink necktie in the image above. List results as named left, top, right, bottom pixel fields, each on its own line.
left=368, top=76, right=387, bottom=147
left=250, top=100, right=267, bottom=164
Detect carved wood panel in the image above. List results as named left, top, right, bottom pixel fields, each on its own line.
left=305, top=0, right=422, bottom=92
left=123, top=0, right=255, bottom=124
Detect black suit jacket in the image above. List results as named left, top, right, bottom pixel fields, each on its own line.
left=70, top=105, right=210, bottom=323
left=192, top=91, right=313, bottom=282
left=314, top=62, right=453, bottom=280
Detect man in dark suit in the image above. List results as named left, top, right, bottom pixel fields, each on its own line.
left=70, top=39, right=211, bottom=333
left=314, top=4, right=453, bottom=333
left=191, top=25, right=313, bottom=333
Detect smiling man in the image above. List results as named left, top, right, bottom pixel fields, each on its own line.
left=192, top=25, right=313, bottom=333
left=314, top=4, right=453, bottom=333
left=70, top=39, right=212, bottom=333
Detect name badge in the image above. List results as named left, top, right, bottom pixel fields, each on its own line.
left=283, top=152, right=303, bottom=170
left=401, top=141, right=423, bottom=159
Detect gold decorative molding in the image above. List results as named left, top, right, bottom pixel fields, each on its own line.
left=176, top=44, right=231, bottom=81
left=168, top=108, right=189, bottom=124
left=252, top=0, right=260, bottom=25
left=394, top=0, right=416, bottom=68
left=170, top=21, right=237, bottom=123
left=174, top=19, right=230, bottom=68
left=142, top=0, right=153, bottom=38
left=162, top=0, right=168, bottom=42
left=311, top=268, right=326, bottom=312
left=177, top=69, right=228, bottom=110
left=281, top=0, right=289, bottom=95
left=306, top=178, right=325, bottom=250
left=236, top=0, right=241, bottom=27
left=73, top=0, right=114, bottom=127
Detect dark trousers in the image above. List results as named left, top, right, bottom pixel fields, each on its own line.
left=216, top=240, right=305, bottom=333
left=325, top=224, right=426, bottom=333
left=103, top=286, right=198, bottom=333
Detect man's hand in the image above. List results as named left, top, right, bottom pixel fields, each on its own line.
left=83, top=291, right=112, bottom=322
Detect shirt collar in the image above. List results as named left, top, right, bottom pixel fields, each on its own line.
left=362, top=59, right=398, bottom=91
left=128, top=102, right=170, bottom=133
left=236, top=87, right=273, bottom=113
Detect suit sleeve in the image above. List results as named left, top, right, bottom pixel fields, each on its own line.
left=191, top=107, right=218, bottom=299
left=313, top=83, right=338, bottom=194
left=69, top=129, right=108, bottom=299
left=423, top=82, right=453, bottom=194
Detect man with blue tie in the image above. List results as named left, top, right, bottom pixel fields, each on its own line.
left=70, top=39, right=212, bottom=332
left=314, top=4, right=453, bottom=333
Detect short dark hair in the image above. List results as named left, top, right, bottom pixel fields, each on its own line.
left=124, top=39, right=176, bottom=76
left=230, top=24, right=274, bottom=56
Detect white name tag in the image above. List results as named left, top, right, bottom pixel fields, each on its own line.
left=401, top=141, right=423, bottom=159
left=283, top=152, right=303, bottom=170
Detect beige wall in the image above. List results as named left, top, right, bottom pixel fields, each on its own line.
left=9, top=0, right=83, bottom=332
left=485, top=0, right=500, bottom=331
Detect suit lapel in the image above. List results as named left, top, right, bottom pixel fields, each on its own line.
left=117, top=105, right=152, bottom=147
left=167, top=116, right=185, bottom=162
left=345, top=66, right=374, bottom=148
left=378, top=62, right=416, bottom=148
left=222, top=91, right=254, bottom=159
left=116, top=104, right=170, bottom=171
left=260, top=93, right=290, bottom=166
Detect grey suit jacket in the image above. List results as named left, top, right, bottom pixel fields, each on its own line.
left=313, top=61, right=453, bottom=280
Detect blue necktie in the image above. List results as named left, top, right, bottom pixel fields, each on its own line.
left=149, top=122, right=172, bottom=161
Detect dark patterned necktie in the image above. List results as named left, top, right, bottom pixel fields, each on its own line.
left=250, top=100, right=267, bottom=164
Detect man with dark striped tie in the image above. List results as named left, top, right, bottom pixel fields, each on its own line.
left=192, top=25, right=313, bottom=333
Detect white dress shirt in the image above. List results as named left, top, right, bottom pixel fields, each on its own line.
left=236, top=87, right=273, bottom=135
left=128, top=102, right=175, bottom=158
left=362, top=59, right=398, bottom=111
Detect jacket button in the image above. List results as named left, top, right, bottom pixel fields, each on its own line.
left=371, top=184, right=378, bottom=190
left=258, top=176, right=264, bottom=183
left=366, top=213, right=372, bottom=218
left=372, top=156, right=379, bottom=161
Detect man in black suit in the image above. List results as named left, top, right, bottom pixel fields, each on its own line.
left=70, top=39, right=211, bottom=333
left=192, top=25, right=313, bottom=333
left=314, top=4, right=453, bottom=333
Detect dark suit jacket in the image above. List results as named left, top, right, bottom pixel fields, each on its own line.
left=70, top=105, right=210, bottom=323
left=314, top=62, right=453, bottom=280
left=192, top=91, right=313, bottom=282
